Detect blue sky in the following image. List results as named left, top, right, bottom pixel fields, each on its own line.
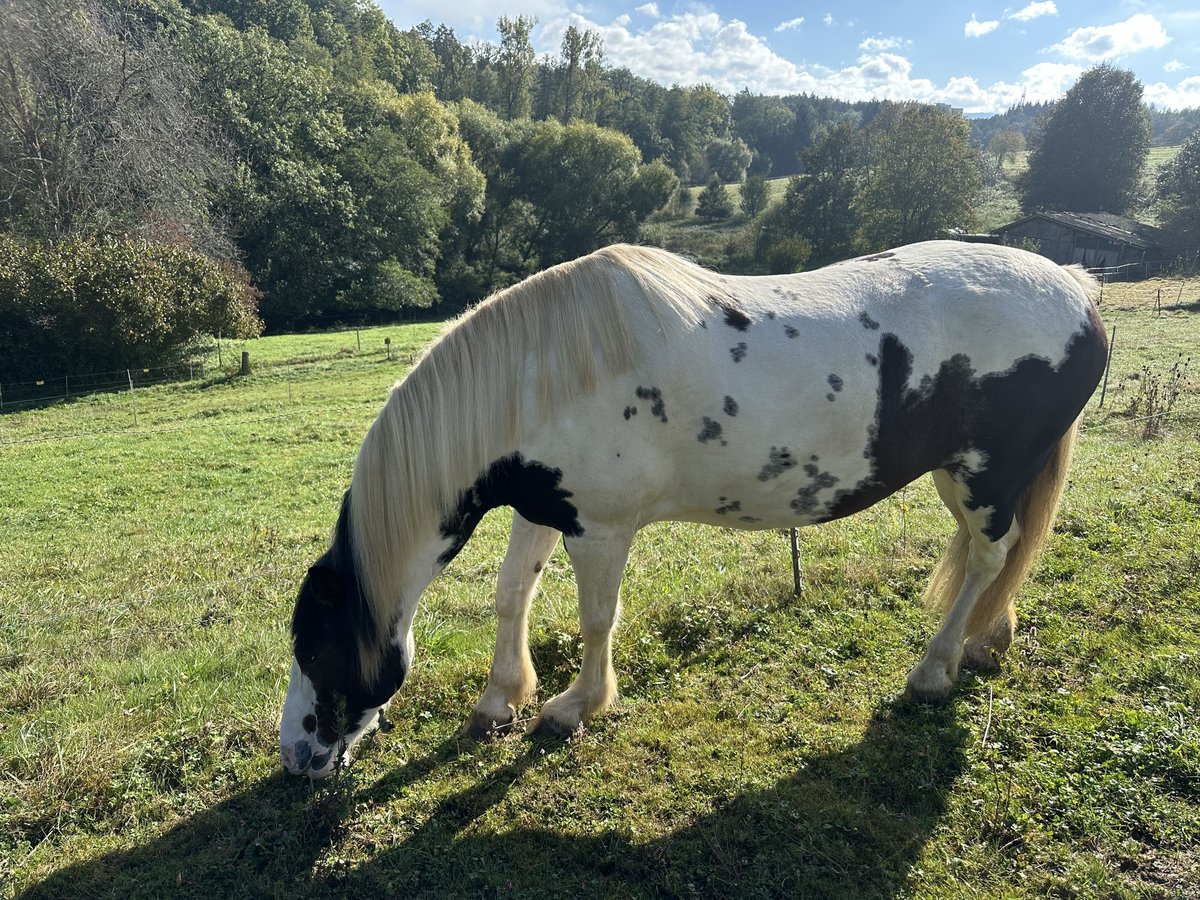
left=379, top=1, right=1200, bottom=114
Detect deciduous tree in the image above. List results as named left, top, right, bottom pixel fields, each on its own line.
left=1155, top=128, right=1200, bottom=253
left=1018, top=65, right=1150, bottom=214
left=856, top=105, right=981, bottom=250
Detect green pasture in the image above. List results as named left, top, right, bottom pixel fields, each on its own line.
left=1, top=282, right=1198, bottom=898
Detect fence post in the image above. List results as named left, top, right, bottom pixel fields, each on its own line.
left=65, top=375, right=70, bottom=398
left=1098, top=322, right=1117, bottom=409
left=240, top=351, right=250, bottom=376
left=127, top=369, right=137, bottom=426
left=385, top=336, right=391, bottom=361
left=790, top=527, right=803, bottom=596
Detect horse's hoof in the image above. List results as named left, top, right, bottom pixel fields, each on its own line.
left=462, top=709, right=515, bottom=740
left=962, top=642, right=1003, bottom=674
left=526, top=714, right=581, bottom=741
left=904, top=664, right=955, bottom=704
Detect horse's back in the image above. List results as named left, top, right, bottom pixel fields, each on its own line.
left=519, top=241, right=1105, bottom=531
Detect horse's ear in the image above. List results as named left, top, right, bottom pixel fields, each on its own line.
left=306, top=565, right=342, bottom=608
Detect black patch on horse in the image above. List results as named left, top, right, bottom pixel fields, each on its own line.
left=864, top=251, right=896, bottom=261
left=623, top=406, right=637, bottom=420
left=825, top=320, right=1107, bottom=537
left=792, top=467, right=839, bottom=516
left=784, top=325, right=799, bottom=339
left=636, top=386, right=668, bottom=422
left=291, top=491, right=409, bottom=745
left=715, top=497, right=741, bottom=515
left=730, top=342, right=748, bottom=363
left=439, top=453, right=584, bottom=566
left=828, top=374, right=844, bottom=392
left=858, top=312, right=880, bottom=331
left=723, top=396, right=738, bottom=416
left=866, top=353, right=879, bottom=367
left=698, top=416, right=725, bottom=445
left=711, top=296, right=751, bottom=331
left=757, top=446, right=797, bottom=481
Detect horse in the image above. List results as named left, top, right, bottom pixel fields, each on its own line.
left=280, top=240, right=1107, bottom=778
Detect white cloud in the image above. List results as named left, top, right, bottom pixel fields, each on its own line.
left=823, top=13, right=834, bottom=27
left=776, top=17, right=804, bottom=33
left=635, top=2, right=659, bottom=17
left=1051, top=13, right=1170, bottom=61
left=965, top=15, right=1000, bottom=38
left=860, top=36, right=902, bottom=52
left=1144, top=75, right=1200, bottom=109
left=1164, top=60, right=1188, bottom=73
left=1010, top=2, right=1057, bottom=22
left=528, top=8, right=1200, bottom=115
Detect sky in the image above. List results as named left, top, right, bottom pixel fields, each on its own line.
left=378, top=1, right=1200, bottom=115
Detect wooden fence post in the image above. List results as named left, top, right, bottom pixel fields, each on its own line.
left=240, top=351, right=250, bottom=376
left=790, top=527, right=803, bottom=596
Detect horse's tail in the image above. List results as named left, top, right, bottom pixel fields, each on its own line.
left=923, top=420, right=1080, bottom=634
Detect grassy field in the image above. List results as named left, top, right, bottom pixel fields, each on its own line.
left=2, top=277, right=1198, bottom=898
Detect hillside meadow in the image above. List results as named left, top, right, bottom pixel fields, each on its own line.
left=1, top=277, right=1198, bottom=898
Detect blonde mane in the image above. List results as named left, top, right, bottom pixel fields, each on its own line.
left=346, top=244, right=730, bottom=668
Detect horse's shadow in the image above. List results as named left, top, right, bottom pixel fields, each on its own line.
left=20, top=698, right=970, bottom=900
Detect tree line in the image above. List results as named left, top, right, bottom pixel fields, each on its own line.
left=1, top=0, right=1198, bottom=381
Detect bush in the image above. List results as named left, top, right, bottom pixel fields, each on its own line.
left=0, top=233, right=261, bottom=382
left=740, top=175, right=769, bottom=219
left=696, top=176, right=733, bottom=220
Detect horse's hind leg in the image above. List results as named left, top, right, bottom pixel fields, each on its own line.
left=530, top=521, right=634, bottom=737
left=930, top=471, right=1015, bottom=674
left=908, top=471, right=1021, bottom=702
left=466, top=512, right=561, bottom=738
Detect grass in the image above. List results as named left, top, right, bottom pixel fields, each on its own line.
left=2, top=279, right=1199, bottom=898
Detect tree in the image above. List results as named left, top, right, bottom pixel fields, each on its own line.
left=704, top=137, right=753, bottom=183
left=856, top=105, right=982, bottom=250
left=0, top=0, right=228, bottom=250
left=787, top=122, right=861, bottom=265
left=988, top=130, right=1025, bottom=169
left=661, top=85, right=731, bottom=179
left=558, top=25, right=604, bottom=122
left=1018, top=65, right=1150, bottom=214
left=732, top=92, right=797, bottom=176
left=510, top=120, right=677, bottom=266
left=1156, top=128, right=1200, bottom=252
left=696, top=176, right=733, bottom=220
left=494, top=15, right=536, bottom=120
left=740, top=174, right=769, bottom=219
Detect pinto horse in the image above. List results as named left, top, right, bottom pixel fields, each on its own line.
left=280, top=241, right=1107, bottom=778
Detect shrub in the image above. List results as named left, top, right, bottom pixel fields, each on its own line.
left=740, top=175, right=769, bottom=219
left=696, top=176, right=733, bottom=220
left=0, top=233, right=261, bottom=382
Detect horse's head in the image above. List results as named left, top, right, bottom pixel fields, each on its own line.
left=279, top=562, right=410, bottom=778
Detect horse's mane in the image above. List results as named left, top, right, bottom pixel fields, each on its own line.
left=346, top=245, right=729, bottom=674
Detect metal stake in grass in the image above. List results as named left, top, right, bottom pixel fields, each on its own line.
left=790, top=527, right=803, bottom=596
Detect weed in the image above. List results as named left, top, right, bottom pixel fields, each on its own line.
left=1126, top=355, right=1191, bottom=438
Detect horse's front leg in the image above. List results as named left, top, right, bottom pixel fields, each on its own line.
left=530, top=522, right=634, bottom=737
left=465, top=512, right=561, bottom=737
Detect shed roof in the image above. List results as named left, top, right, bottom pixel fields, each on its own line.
left=994, top=211, right=1164, bottom=249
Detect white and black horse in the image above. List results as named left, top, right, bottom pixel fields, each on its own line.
left=280, top=241, right=1107, bottom=778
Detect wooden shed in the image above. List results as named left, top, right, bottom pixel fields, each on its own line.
left=993, top=212, right=1166, bottom=272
